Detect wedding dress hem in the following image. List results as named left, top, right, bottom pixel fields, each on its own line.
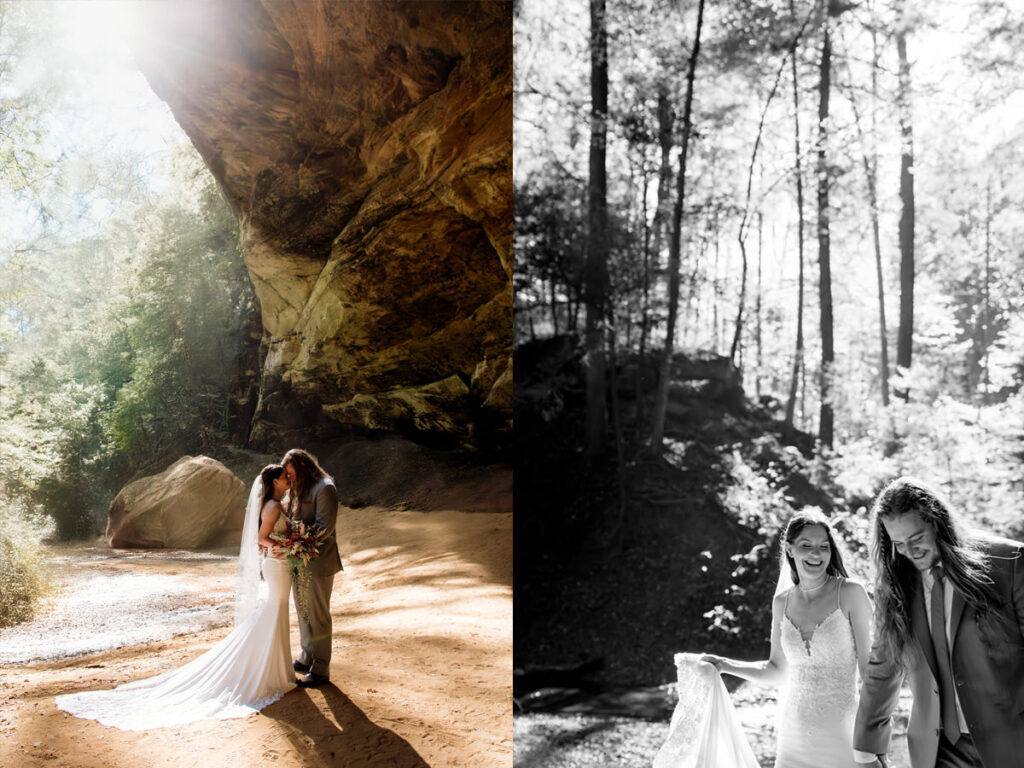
left=56, top=520, right=295, bottom=731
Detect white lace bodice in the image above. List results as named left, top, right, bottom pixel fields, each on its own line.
left=265, top=500, right=288, bottom=535
left=775, top=585, right=859, bottom=768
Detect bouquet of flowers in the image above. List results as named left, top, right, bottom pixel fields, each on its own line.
left=270, top=519, right=326, bottom=569
left=270, top=519, right=327, bottom=622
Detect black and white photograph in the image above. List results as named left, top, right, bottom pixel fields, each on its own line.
left=514, top=1, right=1024, bottom=767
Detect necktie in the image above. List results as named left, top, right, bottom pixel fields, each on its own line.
left=930, top=565, right=961, bottom=743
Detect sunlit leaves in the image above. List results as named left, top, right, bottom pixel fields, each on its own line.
left=0, top=142, right=248, bottom=539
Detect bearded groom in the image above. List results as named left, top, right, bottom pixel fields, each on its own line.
left=854, top=476, right=1024, bottom=768
left=282, top=448, right=343, bottom=687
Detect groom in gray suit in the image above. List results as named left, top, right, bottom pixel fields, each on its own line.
left=854, top=476, right=1024, bottom=768
left=282, top=448, right=343, bottom=687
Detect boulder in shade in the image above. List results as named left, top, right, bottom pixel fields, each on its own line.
left=105, top=456, right=247, bottom=549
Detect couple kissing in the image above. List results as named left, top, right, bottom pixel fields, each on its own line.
left=57, top=448, right=343, bottom=731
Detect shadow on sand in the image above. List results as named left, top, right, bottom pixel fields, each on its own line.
left=264, top=683, right=430, bottom=767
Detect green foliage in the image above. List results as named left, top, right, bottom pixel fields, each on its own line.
left=0, top=499, right=54, bottom=627
left=0, top=4, right=253, bottom=543
left=703, top=448, right=791, bottom=637
left=836, top=395, right=1024, bottom=536
left=100, top=190, right=249, bottom=461
left=0, top=146, right=252, bottom=540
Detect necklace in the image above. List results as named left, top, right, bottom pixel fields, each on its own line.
left=797, top=574, right=832, bottom=593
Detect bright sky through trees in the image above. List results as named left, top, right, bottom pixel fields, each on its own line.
left=1, top=0, right=187, bottom=245
left=0, top=1, right=251, bottom=546
left=514, top=0, right=1024, bottom=371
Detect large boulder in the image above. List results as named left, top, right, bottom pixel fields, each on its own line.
left=127, top=1, right=513, bottom=449
left=105, top=456, right=248, bottom=549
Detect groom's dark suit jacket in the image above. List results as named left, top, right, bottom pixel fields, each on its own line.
left=854, top=537, right=1024, bottom=768
left=292, top=476, right=343, bottom=578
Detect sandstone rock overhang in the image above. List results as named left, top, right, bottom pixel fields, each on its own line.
left=129, top=0, right=512, bottom=450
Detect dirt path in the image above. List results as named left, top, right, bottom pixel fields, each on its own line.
left=0, top=506, right=512, bottom=768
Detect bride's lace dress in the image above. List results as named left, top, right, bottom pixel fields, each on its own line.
left=654, top=583, right=860, bottom=768
left=653, top=653, right=759, bottom=768
left=775, top=585, right=859, bottom=768
left=55, top=515, right=294, bottom=731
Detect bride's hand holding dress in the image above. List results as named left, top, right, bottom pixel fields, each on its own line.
left=661, top=511, right=874, bottom=768
left=696, top=590, right=789, bottom=688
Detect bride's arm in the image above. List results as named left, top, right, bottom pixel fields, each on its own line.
left=843, top=579, right=873, bottom=683
left=257, top=502, right=283, bottom=556
left=702, top=592, right=788, bottom=685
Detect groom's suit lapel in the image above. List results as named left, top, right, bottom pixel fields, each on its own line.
left=910, top=576, right=939, bottom=683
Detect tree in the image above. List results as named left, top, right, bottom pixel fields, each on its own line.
left=841, top=4, right=890, bottom=406
left=0, top=139, right=251, bottom=538
left=815, top=6, right=835, bottom=448
left=650, top=0, right=706, bottom=450
left=729, top=5, right=814, bottom=366
left=784, top=0, right=809, bottom=438
left=894, top=0, right=915, bottom=401
left=584, top=0, right=610, bottom=457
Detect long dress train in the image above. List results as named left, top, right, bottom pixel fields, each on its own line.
left=55, top=543, right=294, bottom=730
left=653, top=653, right=760, bottom=768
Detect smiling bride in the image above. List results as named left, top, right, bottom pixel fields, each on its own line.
left=694, top=509, right=874, bottom=768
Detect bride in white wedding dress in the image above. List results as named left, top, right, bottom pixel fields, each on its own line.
left=56, top=464, right=296, bottom=730
left=680, top=510, right=873, bottom=768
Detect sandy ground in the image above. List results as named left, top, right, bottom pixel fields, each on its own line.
left=0, top=505, right=512, bottom=768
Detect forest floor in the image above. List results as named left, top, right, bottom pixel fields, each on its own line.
left=515, top=381, right=830, bottom=686
left=0, top=490, right=512, bottom=767
left=515, top=341, right=858, bottom=688
left=512, top=680, right=913, bottom=767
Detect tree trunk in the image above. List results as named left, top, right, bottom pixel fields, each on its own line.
left=895, top=3, right=915, bottom=401
left=712, top=203, right=720, bottom=350
left=549, top=278, right=559, bottom=336
left=843, top=19, right=890, bottom=407
left=784, top=0, right=807, bottom=439
left=684, top=235, right=707, bottom=350
left=816, top=16, right=834, bottom=449
left=869, top=19, right=890, bottom=407
left=755, top=211, right=763, bottom=399
left=982, top=180, right=991, bottom=401
left=650, top=0, right=706, bottom=449
left=639, top=84, right=675, bottom=428
left=637, top=156, right=652, bottom=426
left=584, top=0, right=610, bottom=457
left=730, top=11, right=812, bottom=365
left=651, top=82, right=675, bottom=272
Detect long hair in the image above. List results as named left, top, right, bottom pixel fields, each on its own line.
left=259, top=464, right=284, bottom=520
left=781, top=508, right=849, bottom=586
left=260, top=466, right=284, bottom=507
left=283, top=448, right=329, bottom=516
left=871, top=476, right=997, bottom=666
